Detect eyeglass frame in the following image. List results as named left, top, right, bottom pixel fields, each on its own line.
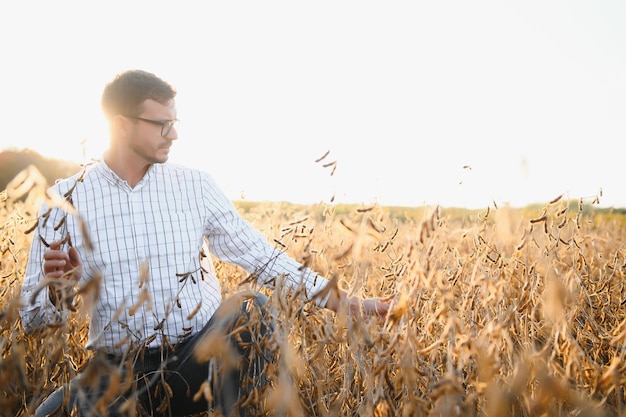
left=126, top=116, right=179, bottom=137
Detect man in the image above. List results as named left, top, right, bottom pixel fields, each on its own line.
left=20, top=69, right=389, bottom=416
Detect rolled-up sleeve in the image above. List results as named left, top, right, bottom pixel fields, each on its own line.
left=201, top=174, right=330, bottom=306
left=20, top=203, right=69, bottom=332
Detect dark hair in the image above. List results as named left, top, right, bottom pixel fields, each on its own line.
left=101, top=70, right=177, bottom=120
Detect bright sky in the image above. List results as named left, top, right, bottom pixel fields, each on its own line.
left=1, top=1, right=625, bottom=209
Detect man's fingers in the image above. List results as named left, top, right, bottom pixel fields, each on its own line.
left=43, top=249, right=67, bottom=262
left=53, top=259, right=67, bottom=269
left=65, top=246, right=83, bottom=281
left=47, top=240, right=64, bottom=250
left=68, top=247, right=81, bottom=265
left=46, top=270, right=66, bottom=279
left=43, top=259, right=64, bottom=274
left=43, top=242, right=74, bottom=276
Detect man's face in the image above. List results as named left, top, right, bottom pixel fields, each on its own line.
left=126, top=98, right=178, bottom=165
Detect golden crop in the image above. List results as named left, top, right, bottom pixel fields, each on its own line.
left=1, top=168, right=625, bottom=417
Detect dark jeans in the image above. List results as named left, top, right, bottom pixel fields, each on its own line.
left=32, top=291, right=275, bottom=417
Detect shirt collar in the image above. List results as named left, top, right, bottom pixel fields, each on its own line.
left=96, top=159, right=157, bottom=190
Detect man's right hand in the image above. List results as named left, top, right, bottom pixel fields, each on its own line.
left=43, top=240, right=83, bottom=281
left=43, top=240, right=83, bottom=306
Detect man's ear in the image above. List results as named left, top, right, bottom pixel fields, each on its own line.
left=111, top=115, right=131, bottom=137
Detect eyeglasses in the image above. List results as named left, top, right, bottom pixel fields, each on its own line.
left=128, top=116, right=179, bottom=137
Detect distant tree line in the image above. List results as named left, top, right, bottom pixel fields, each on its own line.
left=3, top=148, right=624, bottom=218
left=0, top=148, right=81, bottom=191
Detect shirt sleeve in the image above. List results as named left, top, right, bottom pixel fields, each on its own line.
left=200, top=174, right=331, bottom=307
left=19, top=202, right=70, bottom=332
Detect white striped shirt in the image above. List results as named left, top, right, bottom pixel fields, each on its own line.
left=20, top=160, right=329, bottom=354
